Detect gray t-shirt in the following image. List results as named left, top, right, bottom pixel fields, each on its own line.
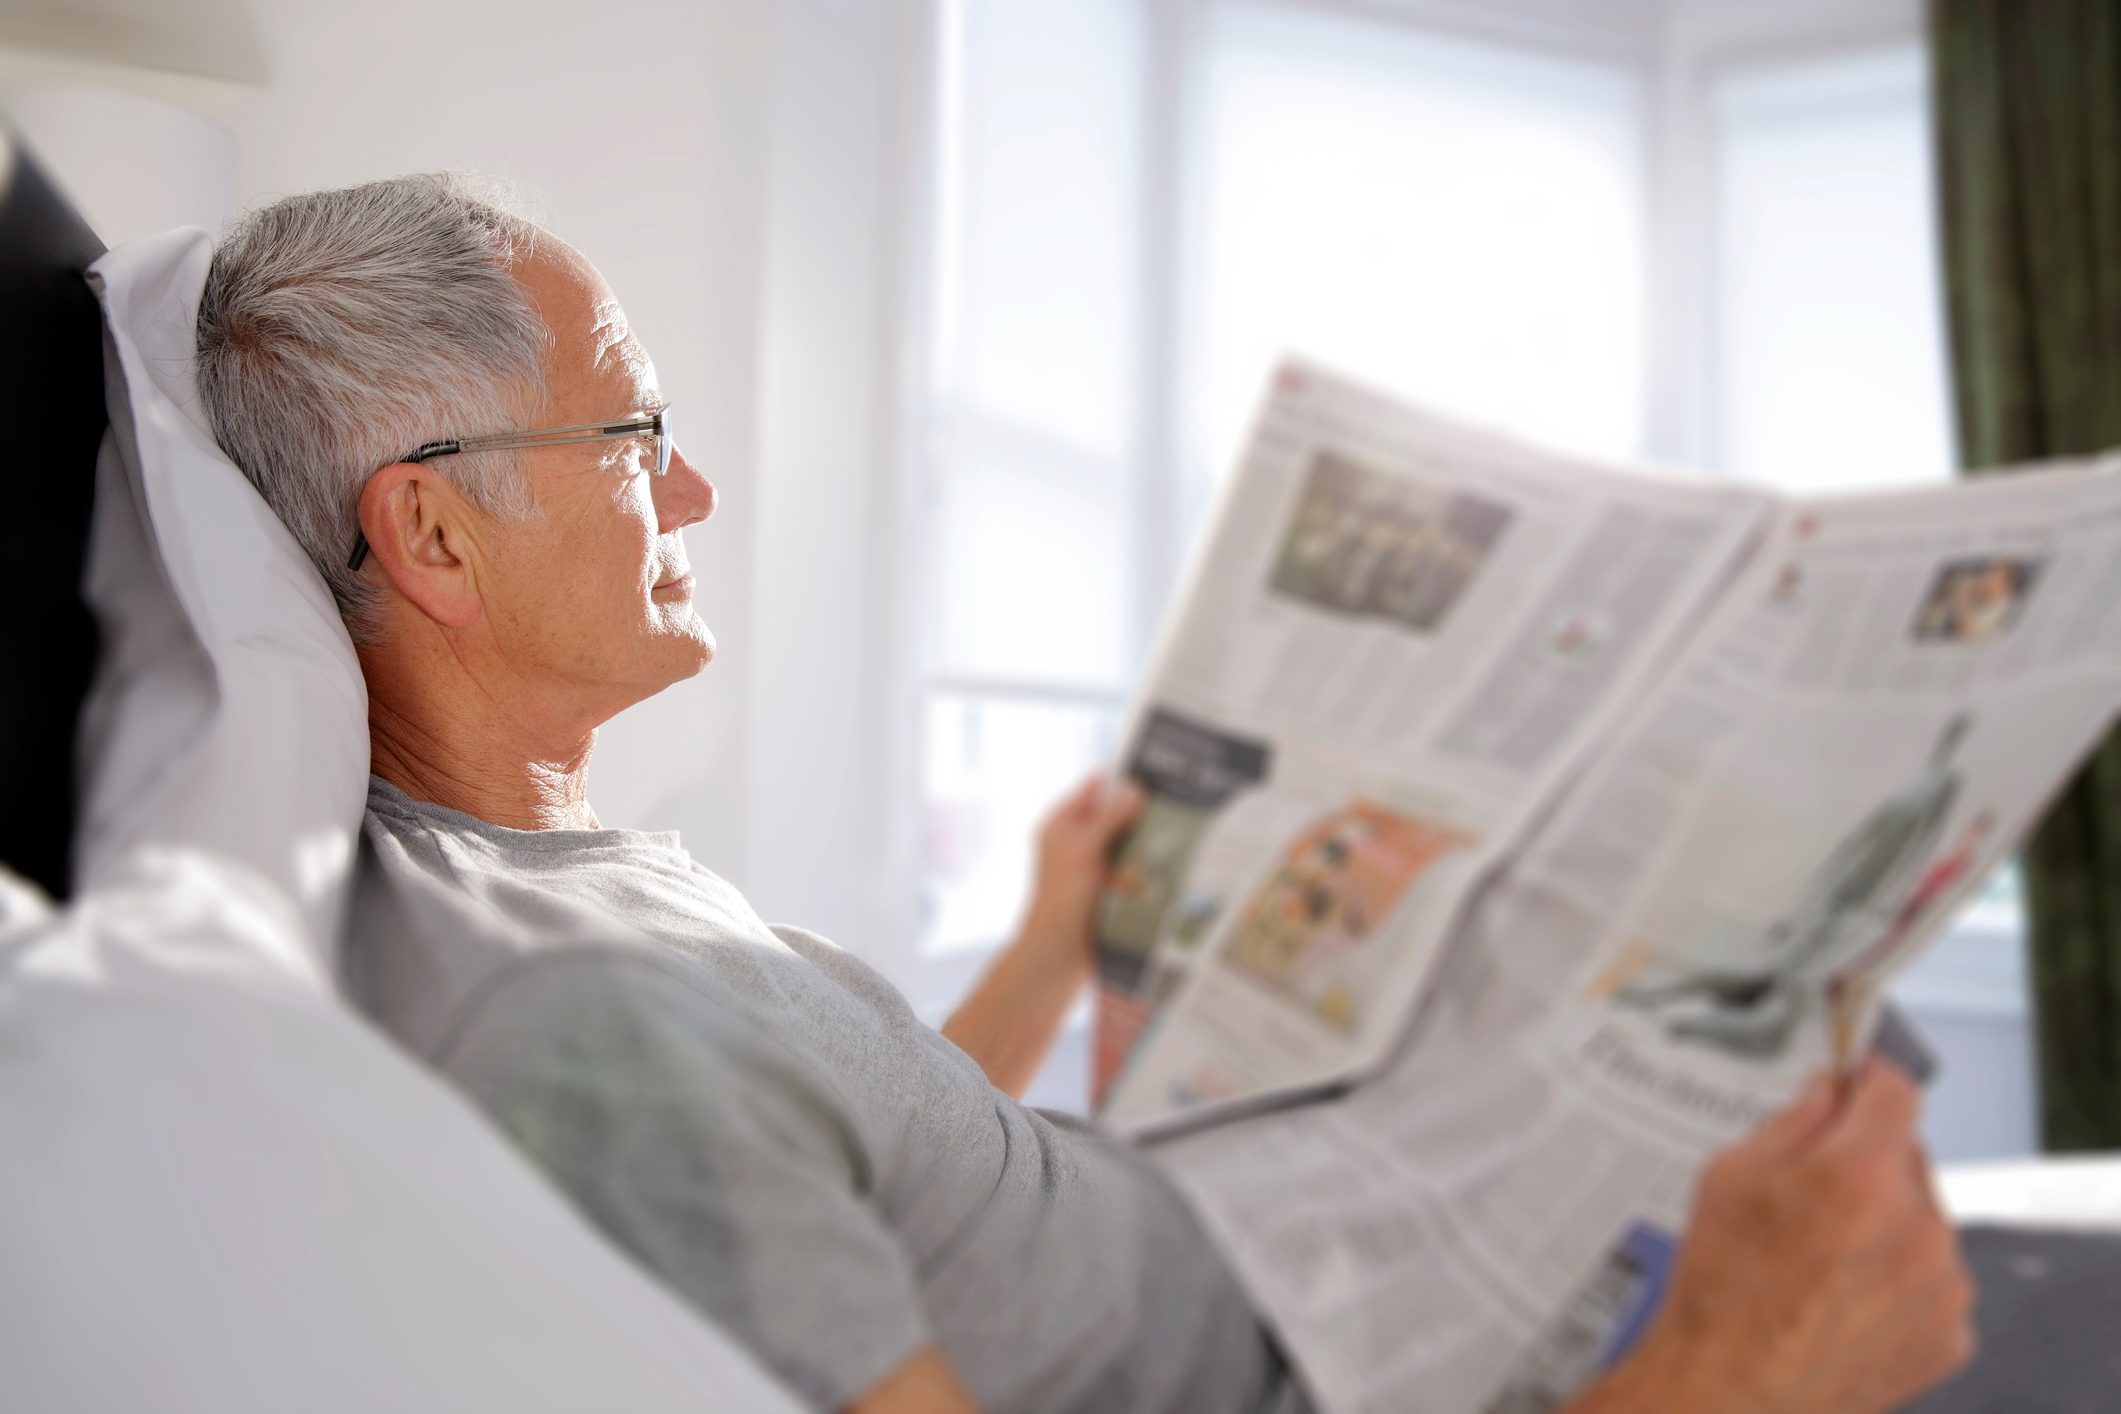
left=348, top=778, right=1308, bottom=1413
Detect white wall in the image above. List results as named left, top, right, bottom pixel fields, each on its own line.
left=1, top=84, right=235, bottom=241
left=3, top=0, right=779, bottom=887
left=742, top=0, right=926, bottom=964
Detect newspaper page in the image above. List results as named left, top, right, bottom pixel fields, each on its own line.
left=1147, top=456, right=2121, bottom=1414
left=1092, top=363, right=1771, bottom=1136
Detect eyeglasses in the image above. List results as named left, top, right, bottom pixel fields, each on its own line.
left=347, top=406, right=675, bottom=571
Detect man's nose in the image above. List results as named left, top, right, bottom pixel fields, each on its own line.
left=658, top=444, right=717, bottom=532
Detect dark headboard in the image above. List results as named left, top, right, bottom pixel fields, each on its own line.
left=0, top=126, right=110, bottom=900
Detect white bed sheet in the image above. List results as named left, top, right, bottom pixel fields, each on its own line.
left=0, top=852, right=800, bottom=1414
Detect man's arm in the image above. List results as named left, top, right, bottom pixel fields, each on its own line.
left=1566, top=1061, right=1974, bottom=1414
left=844, top=1346, right=978, bottom=1414
left=943, top=776, right=1143, bottom=1097
left=449, top=960, right=945, bottom=1411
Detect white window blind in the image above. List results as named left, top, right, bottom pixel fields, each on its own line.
left=918, top=0, right=1146, bottom=996
left=1187, top=1, right=1649, bottom=518
left=1712, top=45, right=1957, bottom=490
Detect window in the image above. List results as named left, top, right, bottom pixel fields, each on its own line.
left=911, top=2, right=2025, bottom=1130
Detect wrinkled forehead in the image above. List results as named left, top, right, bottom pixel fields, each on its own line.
left=516, top=241, right=662, bottom=419
left=588, top=295, right=656, bottom=395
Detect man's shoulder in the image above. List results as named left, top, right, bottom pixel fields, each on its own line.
left=445, top=947, right=780, bottom=1060
left=357, top=775, right=751, bottom=945
left=348, top=814, right=834, bottom=1089
left=438, top=947, right=876, bottom=1169
left=348, top=785, right=732, bottom=1063
left=349, top=780, right=893, bottom=1133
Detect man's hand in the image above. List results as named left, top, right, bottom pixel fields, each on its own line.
left=1572, top=1060, right=1974, bottom=1414
left=1022, top=774, right=1148, bottom=964
left=941, top=775, right=1144, bottom=1097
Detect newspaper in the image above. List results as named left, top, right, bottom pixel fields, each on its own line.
left=1094, top=361, right=2121, bottom=1413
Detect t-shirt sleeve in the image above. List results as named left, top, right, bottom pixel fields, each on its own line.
left=437, top=952, right=932, bottom=1410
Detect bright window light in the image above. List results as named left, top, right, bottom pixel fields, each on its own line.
left=920, top=0, right=1147, bottom=977
left=932, top=0, right=1145, bottom=467
left=1713, top=44, right=1957, bottom=489
left=1188, top=1, right=1649, bottom=512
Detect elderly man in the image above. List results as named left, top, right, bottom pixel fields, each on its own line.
left=194, top=175, right=1971, bottom=1414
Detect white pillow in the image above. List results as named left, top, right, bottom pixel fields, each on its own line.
left=0, top=851, right=800, bottom=1414
left=77, top=227, right=368, bottom=970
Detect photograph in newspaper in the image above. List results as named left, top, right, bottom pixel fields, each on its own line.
left=1221, top=801, right=1471, bottom=1034
left=1093, top=708, right=1273, bottom=1102
left=1910, top=555, right=2042, bottom=642
left=1268, top=450, right=1514, bottom=632
left=1099, top=708, right=1275, bottom=986
left=1100, top=790, right=1479, bottom=1126
left=1599, top=709, right=1981, bottom=1065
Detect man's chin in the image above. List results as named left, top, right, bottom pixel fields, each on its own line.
left=671, top=611, right=716, bottom=676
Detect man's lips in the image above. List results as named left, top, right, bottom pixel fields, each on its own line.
left=652, top=570, right=695, bottom=596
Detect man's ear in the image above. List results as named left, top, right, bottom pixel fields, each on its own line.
left=356, top=463, right=483, bottom=630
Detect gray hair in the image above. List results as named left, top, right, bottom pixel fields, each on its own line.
left=194, top=173, right=551, bottom=634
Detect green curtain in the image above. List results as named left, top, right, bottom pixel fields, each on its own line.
left=1932, top=0, right=2121, bottom=1150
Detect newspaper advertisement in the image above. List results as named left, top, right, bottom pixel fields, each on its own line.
left=1093, top=362, right=1770, bottom=1135
left=1144, top=456, right=2121, bottom=1414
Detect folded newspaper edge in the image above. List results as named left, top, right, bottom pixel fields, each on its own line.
left=1088, top=357, right=2121, bottom=1413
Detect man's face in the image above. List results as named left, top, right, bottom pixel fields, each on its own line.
left=469, top=241, right=717, bottom=721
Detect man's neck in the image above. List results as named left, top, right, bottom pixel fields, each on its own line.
left=361, top=638, right=602, bottom=832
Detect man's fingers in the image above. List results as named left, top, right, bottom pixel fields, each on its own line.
left=1819, top=1058, right=1923, bottom=1162
left=1908, top=1140, right=1949, bottom=1221
left=1047, top=773, right=1105, bottom=825
left=1741, top=1072, right=1839, bottom=1160
left=1100, top=780, right=1146, bottom=828
left=1044, top=775, right=1143, bottom=850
